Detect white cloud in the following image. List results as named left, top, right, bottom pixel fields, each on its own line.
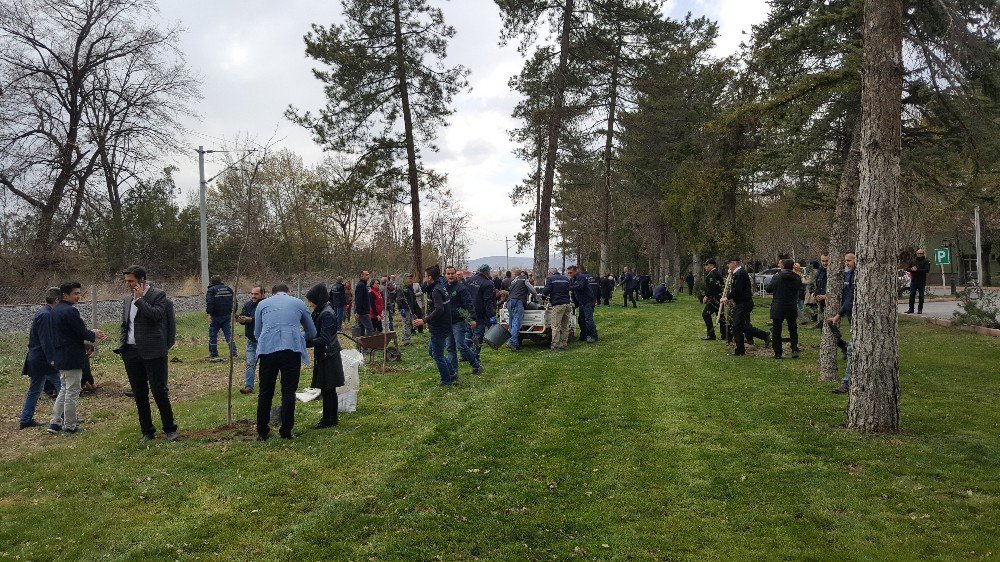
left=154, top=0, right=770, bottom=259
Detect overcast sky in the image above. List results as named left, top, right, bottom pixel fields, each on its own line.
left=157, top=0, right=769, bottom=259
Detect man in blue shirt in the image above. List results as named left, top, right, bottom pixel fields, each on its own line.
left=205, top=275, right=237, bottom=362
left=354, top=270, right=374, bottom=336
left=541, top=268, right=572, bottom=351
left=236, top=286, right=265, bottom=394
left=49, top=282, right=107, bottom=434
left=253, top=284, right=317, bottom=440
left=18, top=287, right=61, bottom=429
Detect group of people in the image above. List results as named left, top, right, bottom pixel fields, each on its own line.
left=698, top=253, right=857, bottom=393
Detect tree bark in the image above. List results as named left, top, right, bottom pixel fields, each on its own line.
left=599, top=49, right=620, bottom=276
left=820, top=118, right=861, bottom=381
left=847, top=0, right=903, bottom=433
left=393, top=0, right=423, bottom=276
left=534, top=0, right=575, bottom=279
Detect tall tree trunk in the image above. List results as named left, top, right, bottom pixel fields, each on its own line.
left=534, top=0, right=575, bottom=278
left=848, top=0, right=903, bottom=433
left=600, top=50, right=620, bottom=276
left=393, top=0, right=423, bottom=276
left=820, top=118, right=861, bottom=381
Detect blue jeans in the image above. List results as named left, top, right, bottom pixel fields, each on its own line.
left=209, top=315, right=236, bottom=356
left=507, top=300, right=525, bottom=348
left=578, top=303, right=598, bottom=341
left=428, top=328, right=455, bottom=385
left=20, top=370, right=61, bottom=425
left=842, top=342, right=853, bottom=385
left=332, top=306, right=344, bottom=334
left=446, top=321, right=480, bottom=373
left=245, top=339, right=259, bottom=388
left=470, top=321, right=488, bottom=360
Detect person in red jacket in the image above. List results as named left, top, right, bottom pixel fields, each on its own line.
left=369, top=278, right=384, bottom=332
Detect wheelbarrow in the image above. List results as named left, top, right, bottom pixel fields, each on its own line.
left=339, top=331, right=402, bottom=369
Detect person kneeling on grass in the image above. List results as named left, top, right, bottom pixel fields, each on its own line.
left=305, top=284, right=344, bottom=429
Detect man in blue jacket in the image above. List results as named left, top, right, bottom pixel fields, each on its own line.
left=568, top=265, right=598, bottom=343
left=412, top=265, right=455, bottom=386
left=205, top=275, right=236, bottom=362
left=354, top=270, right=373, bottom=336
left=18, top=287, right=61, bottom=429
left=828, top=252, right=856, bottom=394
left=445, top=266, right=483, bottom=378
left=541, top=268, right=572, bottom=350
left=253, top=284, right=316, bottom=440
left=48, top=282, right=107, bottom=434
left=464, top=264, right=496, bottom=360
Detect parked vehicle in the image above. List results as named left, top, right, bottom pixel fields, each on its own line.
left=497, top=300, right=577, bottom=345
left=897, top=269, right=912, bottom=296
left=754, top=268, right=781, bottom=291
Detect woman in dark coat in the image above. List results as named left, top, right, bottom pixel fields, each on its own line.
left=305, top=283, right=345, bottom=429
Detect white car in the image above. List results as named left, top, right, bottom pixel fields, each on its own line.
left=497, top=302, right=578, bottom=346
left=754, top=268, right=781, bottom=290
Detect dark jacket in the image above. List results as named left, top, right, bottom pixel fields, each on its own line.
left=466, top=272, right=497, bottom=323
left=767, top=269, right=800, bottom=319
left=726, top=268, right=754, bottom=305
left=423, top=279, right=452, bottom=331
left=51, top=300, right=96, bottom=370
left=354, top=279, right=370, bottom=315
left=910, top=257, right=931, bottom=287
left=840, top=268, right=856, bottom=318
left=585, top=273, right=600, bottom=304
left=447, top=280, right=475, bottom=324
left=23, top=306, right=57, bottom=377
left=508, top=277, right=536, bottom=304
left=685, top=273, right=695, bottom=287
left=492, top=277, right=502, bottom=291
left=813, top=267, right=828, bottom=296
left=240, top=299, right=259, bottom=342
left=306, top=284, right=345, bottom=390
left=328, top=282, right=346, bottom=308
left=705, top=268, right=724, bottom=300
left=541, top=273, right=571, bottom=306
left=399, top=283, right=423, bottom=317
left=622, top=272, right=638, bottom=290
left=569, top=273, right=594, bottom=306
left=119, top=286, right=171, bottom=360
left=206, top=283, right=235, bottom=316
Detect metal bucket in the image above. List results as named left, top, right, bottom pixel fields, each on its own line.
left=483, top=323, right=511, bottom=350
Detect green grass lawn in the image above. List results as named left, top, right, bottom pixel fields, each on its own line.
left=1, top=297, right=998, bottom=560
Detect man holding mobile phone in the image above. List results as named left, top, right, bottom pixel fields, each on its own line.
left=118, top=265, right=178, bottom=442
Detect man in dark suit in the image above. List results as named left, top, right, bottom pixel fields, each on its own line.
left=18, top=287, right=61, bottom=429
left=720, top=257, right=769, bottom=356
left=621, top=267, right=638, bottom=308
left=48, top=282, right=107, bottom=434
left=701, top=259, right=725, bottom=340
left=117, top=266, right=178, bottom=442
left=906, top=248, right=931, bottom=314
left=767, top=259, right=801, bottom=359
left=354, top=270, right=374, bottom=335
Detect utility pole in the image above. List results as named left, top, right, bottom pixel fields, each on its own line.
left=198, top=146, right=211, bottom=292
left=974, top=205, right=983, bottom=287
left=505, top=237, right=512, bottom=272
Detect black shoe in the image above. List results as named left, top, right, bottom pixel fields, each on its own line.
left=791, top=349, right=800, bottom=359
left=47, top=423, right=62, bottom=434
left=140, top=434, right=154, bottom=443
left=904, top=310, right=913, bottom=314
left=165, top=431, right=179, bottom=442
left=124, top=390, right=135, bottom=398
left=19, top=420, right=42, bottom=430
left=472, top=366, right=484, bottom=375
left=832, top=384, right=849, bottom=394
left=279, top=433, right=293, bottom=440
left=730, top=351, right=745, bottom=356
left=314, top=421, right=336, bottom=429
left=701, top=336, right=716, bottom=341
left=256, top=434, right=269, bottom=441
left=774, top=355, right=783, bottom=359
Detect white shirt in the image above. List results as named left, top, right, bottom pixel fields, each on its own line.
left=127, top=285, right=150, bottom=345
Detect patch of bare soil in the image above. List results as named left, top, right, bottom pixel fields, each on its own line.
left=0, top=359, right=244, bottom=461
left=183, top=419, right=257, bottom=442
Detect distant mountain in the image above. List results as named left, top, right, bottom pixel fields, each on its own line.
left=467, top=254, right=561, bottom=272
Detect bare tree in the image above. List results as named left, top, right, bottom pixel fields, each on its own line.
left=0, top=0, right=197, bottom=268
